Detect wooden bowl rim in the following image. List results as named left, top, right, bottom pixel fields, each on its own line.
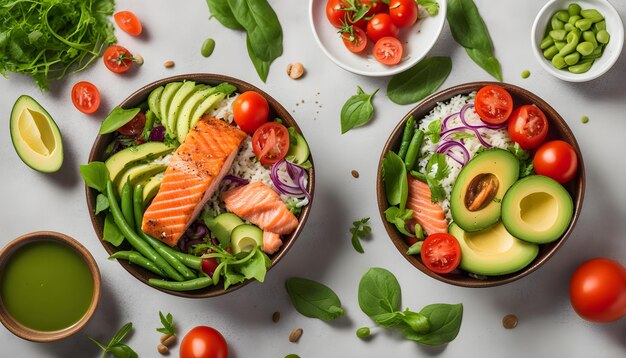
left=86, top=73, right=315, bottom=298
left=376, top=81, right=586, bottom=288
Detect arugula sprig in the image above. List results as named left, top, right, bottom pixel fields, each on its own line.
left=88, top=322, right=137, bottom=358
left=350, top=217, right=372, bottom=253
left=156, top=311, right=175, bottom=335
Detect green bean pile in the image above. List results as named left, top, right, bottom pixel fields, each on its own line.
left=541, top=3, right=610, bottom=74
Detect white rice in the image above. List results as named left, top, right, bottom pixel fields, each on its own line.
left=416, top=93, right=514, bottom=221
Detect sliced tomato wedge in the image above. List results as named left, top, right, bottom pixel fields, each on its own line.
left=373, top=37, right=403, bottom=65
left=507, top=105, right=549, bottom=150
left=474, top=85, right=514, bottom=125
left=420, top=233, right=461, bottom=274
left=114, top=11, right=143, bottom=36
left=117, top=112, right=146, bottom=138
left=341, top=26, right=368, bottom=53
left=252, top=122, right=290, bottom=165
left=71, top=81, right=101, bottom=114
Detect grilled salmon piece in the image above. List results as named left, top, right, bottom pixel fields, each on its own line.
left=221, top=181, right=299, bottom=253
left=406, top=175, right=448, bottom=235
left=142, top=116, right=247, bottom=246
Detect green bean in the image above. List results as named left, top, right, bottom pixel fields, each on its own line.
left=564, top=52, right=580, bottom=66
left=132, top=184, right=197, bottom=280
left=568, top=15, right=581, bottom=25
left=201, top=38, right=215, bottom=58
left=551, top=54, right=567, bottom=69
left=109, top=251, right=166, bottom=277
left=568, top=60, right=594, bottom=74
left=581, top=9, right=604, bottom=23
left=162, top=246, right=203, bottom=270
left=583, top=31, right=598, bottom=48
left=540, top=36, right=554, bottom=50
left=568, top=3, right=581, bottom=17
left=397, top=115, right=415, bottom=161
left=575, top=19, right=592, bottom=31
left=550, top=29, right=566, bottom=41
left=141, top=111, right=156, bottom=141
left=555, top=10, right=570, bottom=22
left=551, top=18, right=564, bottom=30
left=543, top=45, right=559, bottom=60
left=149, top=276, right=213, bottom=291
left=121, top=180, right=135, bottom=229
left=594, top=20, right=606, bottom=32
left=555, top=41, right=566, bottom=51
left=106, top=180, right=184, bottom=282
left=576, top=42, right=594, bottom=56
left=404, top=130, right=424, bottom=171
left=596, top=30, right=610, bottom=44
left=409, top=170, right=427, bottom=183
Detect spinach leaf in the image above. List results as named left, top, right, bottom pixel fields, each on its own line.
left=246, top=35, right=270, bottom=82
left=425, top=153, right=450, bottom=202
left=382, top=152, right=408, bottom=209
left=206, top=0, right=243, bottom=30
left=103, top=213, right=124, bottom=247
left=286, top=277, right=345, bottom=321
left=384, top=206, right=414, bottom=237
left=402, top=304, right=463, bottom=346
left=227, top=0, right=283, bottom=62
left=341, top=86, right=379, bottom=134
left=447, top=0, right=502, bottom=81
left=418, top=0, right=440, bottom=16
left=80, top=162, right=110, bottom=192
left=358, top=268, right=401, bottom=317
left=99, top=107, right=141, bottom=134
left=387, top=57, right=452, bottom=105
left=95, top=194, right=109, bottom=215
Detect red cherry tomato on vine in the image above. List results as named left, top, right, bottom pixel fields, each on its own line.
left=533, top=140, right=578, bottom=184
left=373, top=37, right=403, bottom=65
left=71, top=81, right=101, bottom=114
left=341, top=26, right=368, bottom=53
left=474, top=85, right=513, bottom=125
left=114, top=11, right=143, bottom=36
left=326, top=0, right=367, bottom=29
left=389, top=0, right=419, bottom=28
left=233, top=91, right=269, bottom=134
left=180, top=326, right=228, bottom=358
left=570, top=258, right=626, bottom=323
left=103, top=45, right=135, bottom=74
left=362, top=0, right=387, bottom=17
left=366, top=13, right=399, bottom=43
left=420, top=233, right=461, bottom=274
left=507, top=105, right=549, bottom=150
left=252, top=122, right=290, bottom=165
left=117, top=112, right=146, bottom=137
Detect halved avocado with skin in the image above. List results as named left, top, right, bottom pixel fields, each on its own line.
left=105, top=142, right=174, bottom=183
left=501, top=175, right=573, bottom=244
left=231, top=224, right=263, bottom=254
left=286, top=129, right=310, bottom=165
left=450, top=149, right=519, bottom=232
left=450, top=222, right=539, bottom=276
left=10, top=95, right=63, bottom=173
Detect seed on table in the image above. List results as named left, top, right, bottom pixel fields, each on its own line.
left=164, top=60, right=175, bottom=68
left=134, top=53, right=144, bottom=66
left=287, top=62, right=305, bottom=79
left=272, top=311, right=281, bottom=323
left=351, top=170, right=360, bottom=178
left=157, top=343, right=169, bottom=354
left=162, top=334, right=176, bottom=347
left=502, top=314, right=519, bottom=329
left=288, top=328, right=303, bottom=343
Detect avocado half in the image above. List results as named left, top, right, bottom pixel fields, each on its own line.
left=450, top=222, right=539, bottom=276
left=450, top=149, right=519, bottom=232
left=9, top=95, right=63, bottom=173
left=501, top=175, right=574, bottom=244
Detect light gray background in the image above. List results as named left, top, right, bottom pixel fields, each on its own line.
left=0, top=0, right=625, bottom=357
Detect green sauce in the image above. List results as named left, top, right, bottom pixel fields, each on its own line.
left=0, top=240, right=93, bottom=331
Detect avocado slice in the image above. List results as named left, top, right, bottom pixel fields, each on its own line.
left=450, top=222, right=539, bottom=276
left=206, top=213, right=244, bottom=247
left=231, top=224, right=263, bottom=254
left=148, top=86, right=164, bottom=121
left=166, top=81, right=197, bottom=138
left=142, top=173, right=164, bottom=207
left=501, top=175, right=573, bottom=244
left=450, top=149, right=519, bottom=232
left=175, top=85, right=214, bottom=143
left=9, top=95, right=63, bottom=173
left=159, top=82, right=183, bottom=134
left=286, top=128, right=310, bottom=165
left=189, top=92, right=227, bottom=129
left=105, top=142, right=174, bottom=183
left=115, top=163, right=166, bottom=194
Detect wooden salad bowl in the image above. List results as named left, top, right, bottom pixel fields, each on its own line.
left=86, top=74, right=315, bottom=298
left=376, top=82, right=585, bottom=288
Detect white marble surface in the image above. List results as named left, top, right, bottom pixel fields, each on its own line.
left=0, top=0, right=625, bottom=357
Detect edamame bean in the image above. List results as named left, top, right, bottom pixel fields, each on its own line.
left=557, top=31, right=580, bottom=56
left=550, top=29, right=567, bottom=41
left=594, top=20, right=606, bottom=32
left=575, top=19, right=593, bottom=31
left=596, top=30, right=610, bottom=44
left=201, top=38, right=215, bottom=58
left=564, top=23, right=575, bottom=32
left=540, top=36, right=555, bottom=50
left=148, top=276, right=213, bottom=291
left=521, top=70, right=531, bottom=79
left=404, top=130, right=425, bottom=171
left=568, top=3, right=581, bottom=17
left=568, top=15, right=581, bottom=25
left=551, top=18, right=565, bottom=30
left=581, top=9, right=604, bottom=23
left=543, top=45, right=559, bottom=60
left=555, top=10, right=570, bottom=22
left=555, top=41, right=566, bottom=51
left=583, top=31, right=598, bottom=48
left=582, top=45, right=604, bottom=60
left=568, top=60, right=594, bottom=74
left=109, top=251, right=166, bottom=277
left=576, top=42, right=594, bottom=56
left=564, top=52, right=580, bottom=66
left=551, top=54, right=567, bottom=69
left=397, top=115, right=414, bottom=161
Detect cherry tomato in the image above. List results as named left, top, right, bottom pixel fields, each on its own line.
left=366, top=13, right=399, bottom=43
left=420, top=233, right=461, bottom=274
left=341, top=26, right=368, bottom=53
left=474, top=85, right=514, bottom=125
left=252, top=122, right=290, bottom=165
left=71, top=81, right=101, bottom=114
left=117, top=112, right=146, bottom=137
left=103, top=45, right=134, bottom=74
left=233, top=91, right=269, bottom=135
left=201, top=258, right=219, bottom=276
left=388, top=0, right=419, bottom=28
left=326, top=0, right=367, bottom=29
left=114, top=11, right=143, bottom=36
left=180, top=326, right=228, bottom=358
left=362, top=0, right=387, bottom=17
left=507, top=105, right=549, bottom=150
left=533, top=140, right=578, bottom=184
left=373, top=37, right=403, bottom=65
left=570, top=258, right=626, bottom=323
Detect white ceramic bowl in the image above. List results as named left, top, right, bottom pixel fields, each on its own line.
left=531, top=0, right=624, bottom=82
left=309, top=0, right=447, bottom=77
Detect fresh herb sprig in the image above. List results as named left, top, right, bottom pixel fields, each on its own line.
left=285, top=277, right=345, bottom=321
left=341, top=86, right=379, bottom=134
left=425, top=153, right=451, bottom=203
left=507, top=143, right=535, bottom=178
left=199, top=244, right=271, bottom=290
left=156, top=311, right=175, bottom=336
left=88, top=322, right=138, bottom=358
left=350, top=217, right=372, bottom=253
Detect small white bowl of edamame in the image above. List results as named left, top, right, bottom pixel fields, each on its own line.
left=531, top=0, right=624, bottom=82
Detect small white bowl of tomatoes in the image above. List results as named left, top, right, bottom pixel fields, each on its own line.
left=309, top=0, right=447, bottom=77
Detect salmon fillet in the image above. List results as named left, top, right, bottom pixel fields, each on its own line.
left=406, top=175, right=448, bottom=235
left=221, top=181, right=299, bottom=254
left=142, top=116, right=247, bottom=246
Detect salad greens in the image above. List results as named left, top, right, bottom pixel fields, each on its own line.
left=424, top=119, right=443, bottom=144
left=507, top=143, right=535, bottom=178
left=103, top=213, right=124, bottom=247
left=384, top=207, right=414, bottom=237
left=156, top=311, right=175, bottom=336
left=425, top=153, right=451, bottom=203
left=341, top=87, right=379, bottom=134
left=88, top=322, right=137, bottom=358
left=285, top=277, right=345, bottom=321
left=382, top=152, right=409, bottom=209
left=95, top=194, right=110, bottom=215
left=0, top=0, right=116, bottom=90
left=418, top=0, right=440, bottom=16
left=99, top=108, right=142, bottom=135
left=387, top=57, right=452, bottom=105
left=350, top=217, right=372, bottom=254
left=80, top=162, right=110, bottom=193
left=200, top=245, right=271, bottom=290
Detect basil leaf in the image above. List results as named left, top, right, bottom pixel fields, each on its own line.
left=358, top=268, right=401, bottom=317
left=341, top=86, right=378, bottom=134
left=387, top=57, right=452, bottom=105
left=384, top=206, right=414, bottom=237
left=206, top=0, right=243, bottom=30
left=447, top=0, right=502, bottom=81
left=286, top=277, right=345, bottom=321
left=406, top=241, right=423, bottom=255
left=95, top=194, right=109, bottom=215
left=109, top=322, right=133, bottom=346
left=402, top=304, right=463, bottom=346
left=108, top=343, right=138, bottom=358
left=80, top=162, right=110, bottom=193
left=227, top=0, right=282, bottom=62
left=401, top=310, right=431, bottom=334
left=372, top=311, right=404, bottom=327
left=418, top=0, right=440, bottom=16
left=157, top=311, right=175, bottom=335
left=99, top=107, right=141, bottom=134
left=246, top=35, right=270, bottom=82
left=103, top=213, right=125, bottom=247
left=350, top=217, right=371, bottom=254
left=382, top=152, right=408, bottom=209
